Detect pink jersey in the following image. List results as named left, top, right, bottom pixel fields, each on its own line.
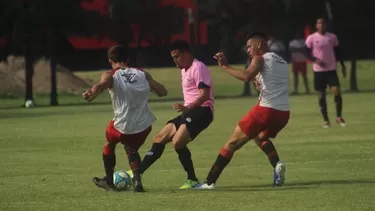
left=305, top=32, right=339, bottom=72
left=181, top=59, right=214, bottom=111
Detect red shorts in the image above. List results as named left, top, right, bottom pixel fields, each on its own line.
left=238, top=104, right=290, bottom=139
left=292, top=62, right=307, bottom=74
left=105, top=120, right=152, bottom=151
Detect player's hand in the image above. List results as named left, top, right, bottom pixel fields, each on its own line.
left=172, top=103, right=187, bottom=113
left=253, top=79, right=261, bottom=91
left=82, top=88, right=93, bottom=102
left=316, top=59, right=326, bottom=68
left=213, top=52, right=228, bottom=68
left=342, top=66, right=347, bottom=78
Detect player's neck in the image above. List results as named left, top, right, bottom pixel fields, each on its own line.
left=112, top=63, right=128, bottom=70
left=183, top=57, right=195, bottom=70
left=317, top=31, right=326, bottom=35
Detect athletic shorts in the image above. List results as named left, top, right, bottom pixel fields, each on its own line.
left=313, top=70, right=340, bottom=92
left=292, top=62, right=307, bottom=74
left=167, top=106, right=213, bottom=140
left=105, top=120, right=152, bottom=151
left=238, top=103, right=290, bottom=139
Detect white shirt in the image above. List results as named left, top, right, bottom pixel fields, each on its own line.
left=108, top=68, right=155, bottom=134
left=256, top=52, right=290, bottom=111
left=289, top=39, right=307, bottom=62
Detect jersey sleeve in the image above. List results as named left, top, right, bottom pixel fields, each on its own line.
left=193, top=64, right=212, bottom=89
left=305, top=35, right=313, bottom=48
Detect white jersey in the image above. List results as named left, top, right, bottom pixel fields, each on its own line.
left=256, top=52, right=290, bottom=111
left=108, top=68, right=155, bottom=134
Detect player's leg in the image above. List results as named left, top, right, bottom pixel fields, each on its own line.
left=301, top=62, right=310, bottom=94
left=197, top=106, right=263, bottom=189
left=328, top=71, right=346, bottom=127
left=171, top=107, right=213, bottom=189
left=139, top=121, right=177, bottom=174
left=253, top=109, right=290, bottom=186
left=93, top=121, right=119, bottom=191
left=314, top=72, right=330, bottom=127
left=198, top=125, right=251, bottom=189
left=123, top=126, right=152, bottom=192
left=292, top=64, right=299, bottom=94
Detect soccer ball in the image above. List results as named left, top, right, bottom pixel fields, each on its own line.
left=113, top=170, right=132, bottom=191
left=25, top=100, right=35, bottom=108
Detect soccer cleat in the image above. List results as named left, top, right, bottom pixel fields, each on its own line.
left=273, top=161, right=286, bottom=187
left=323, top=121, right=331, bottom=128
left=179, top=179, right=200, bottom=189
left=194, top=183, right=216, bottom=190
left=126, top=170, right=134, bottom=179
left=336, top=117, right=346, bottom=127
left=93, top=177, right=114, bottom=191
left=132, top=179, right=145, bottom=192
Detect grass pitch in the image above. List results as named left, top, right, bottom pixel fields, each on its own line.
left=0, top=61, right=375, bottom=211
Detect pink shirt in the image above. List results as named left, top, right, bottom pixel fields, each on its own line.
left=181, top=59, right=214, bottom=112
left=305, top=32, right=339, bottom=72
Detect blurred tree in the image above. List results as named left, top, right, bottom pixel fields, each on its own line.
left=1, top=0, right=96, bottom=106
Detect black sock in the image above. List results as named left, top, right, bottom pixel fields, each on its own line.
left=258, top=139, right=280, bottom=168
left=176, top=147, right=198, bottom=181
left=206, top=148, right=233, bottom=185
left=334, top=95, right=343, bottom=118
left=319, top=96, right=329, bottom=122
left=140, top=143, right=165, bottom=174
left=128, top=151, right=142, bottom=182
left=103, top=153, right=116, bottom=185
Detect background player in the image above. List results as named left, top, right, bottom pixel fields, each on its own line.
left=195, top=33, right=290, bottom=189
left=128, top=40, right=215, bottom=189
left=305, top=18, right=347, bottom=128
left=289, top=30, right=310, bottom=94
left=82, top=45, right=167, bottom=192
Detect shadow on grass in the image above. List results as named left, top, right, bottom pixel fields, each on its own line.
left=221, top=179, right=375, bottom=190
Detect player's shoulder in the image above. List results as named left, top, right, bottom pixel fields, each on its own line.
left=193, top=59, right=209, bottom=71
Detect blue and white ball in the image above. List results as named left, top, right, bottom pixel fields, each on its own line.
left=113, top=170, right=131, bottom=191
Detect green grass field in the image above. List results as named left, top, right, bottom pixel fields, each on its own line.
left=1, top=61, right=375, bottom=211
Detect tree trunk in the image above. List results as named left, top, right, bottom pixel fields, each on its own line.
left=350, top=58, right=358, bottom=92
left=24, top=35, right=34, bottom=103
left=49, top=30, right=58, bottom=106
left=23, top=0, right=34, bottom=105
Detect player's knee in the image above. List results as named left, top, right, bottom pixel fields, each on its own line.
left=171, top=138, right=188, bottom=150
left=224, top=140, right=240, bottom=152
left=153, top=133, right=170, bottom=144
left=318, top=91, right=326, bottom=99
left=103, top=142, right=115, bottom=155
left=331, top=87, right=341, bottom=96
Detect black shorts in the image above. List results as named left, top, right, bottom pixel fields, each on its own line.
left=167, top=106, right=213, bottom=140
left=313, top=70, right=340, bottom=91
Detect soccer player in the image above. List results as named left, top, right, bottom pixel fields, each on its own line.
left=305, top=18, right=347, bottom=128
left=82, top=45, right=168, bottom=192
left=127, top=40, right=214, bottom=189
left=195, top=32, right=289, bottom=189
left=289, top=30, right=310, bottom=94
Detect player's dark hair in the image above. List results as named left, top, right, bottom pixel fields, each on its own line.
left=170, top=40, right=191, bottom=53
left=246, top=32, right=268, bottom=41
left=108, top=45, right=129, bottom=63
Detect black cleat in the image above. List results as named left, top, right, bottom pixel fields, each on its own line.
left=132, top=179, right=145, bottom=192
left=93, top=177, right=114, bottom=191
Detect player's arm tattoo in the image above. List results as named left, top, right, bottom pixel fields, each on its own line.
left=222, top=56, right=263, bottom=82
left=85, top=72, right=113, bottom=102
left=187, top=84, right=210, bottom=110
left=334, top=46, right=346, bottom=68
left=305, top=46, right=318, bottom=62
left=145, top=71, right=168, bottom=97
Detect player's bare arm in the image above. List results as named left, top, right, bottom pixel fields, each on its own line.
left=214, top=52, right=263, bottom=82
left=173, top=88, right=210, bottom=113
left=83, top=71, right=113, bottom=102
left=144, top=71, right=168, bottom=97
left=305, top=46, right=326, bottom=67
left=334, top=46, right=347, bottom=78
